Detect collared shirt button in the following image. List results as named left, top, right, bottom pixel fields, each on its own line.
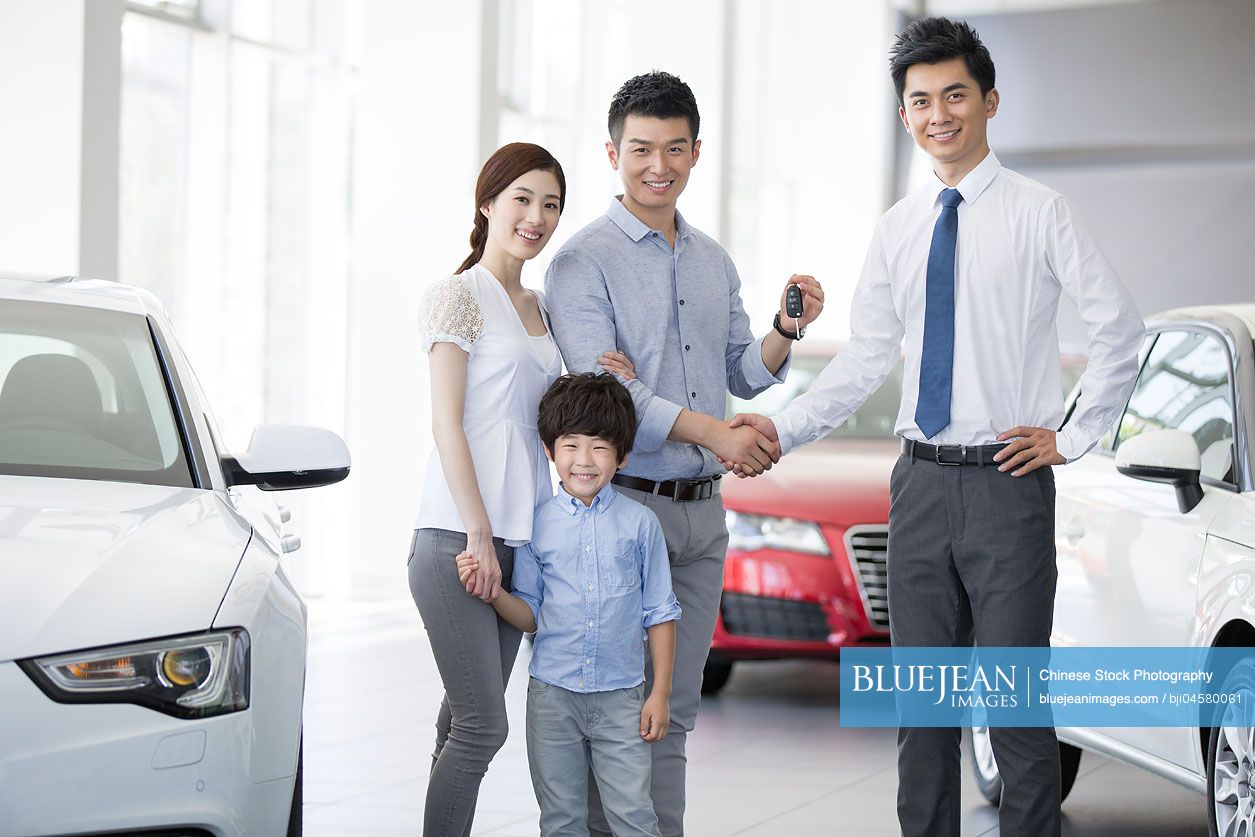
left=587, top=584, right=594, bottom=591
left=587, top=621, right=594, bottom=628
left=685, top=345, right=690, bottom=351
left=691, top=391, right=697, bottom=398
left=585, top=658, right=592, bottom=665
left=679, top=299, right=685, bottom=305
left=584, top=545, right=591, bottom=553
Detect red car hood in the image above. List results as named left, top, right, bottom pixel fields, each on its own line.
left=721, top=439, right=897, bottom=527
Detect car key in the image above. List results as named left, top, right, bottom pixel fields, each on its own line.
left=785, top=283, right=804, bottom=319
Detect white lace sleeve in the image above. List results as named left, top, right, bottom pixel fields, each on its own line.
left=418, top=275, right=484, bottom=354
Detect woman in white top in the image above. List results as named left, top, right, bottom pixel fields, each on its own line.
left=409, top=142, right=632, bottom=836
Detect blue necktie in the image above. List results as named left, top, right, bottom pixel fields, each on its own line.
left=914, top=187, right=963, bottom=439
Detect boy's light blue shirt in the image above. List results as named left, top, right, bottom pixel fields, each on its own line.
left=514, top=482, right=681, bottom=693
left=545, top=197, right=790, bottom=482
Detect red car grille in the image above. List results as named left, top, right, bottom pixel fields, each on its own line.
left=845, top=526, right=890, bottom=632
left=719, top=592, right=830, bottom=642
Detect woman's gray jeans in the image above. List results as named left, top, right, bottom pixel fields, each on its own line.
left=408, top=528, right=523, bottom=836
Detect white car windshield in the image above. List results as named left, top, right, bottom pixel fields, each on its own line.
left=0, top=300, right=193, bottom=487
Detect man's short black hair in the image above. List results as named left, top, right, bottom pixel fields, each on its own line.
left=890, top=17, right=995, bottom=103
left=607, top=71, right=700, bottom=149
left=538, top=373, right=637, bottom=461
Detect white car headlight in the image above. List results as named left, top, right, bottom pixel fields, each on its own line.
left=726, top=511, right=830, bottom=556
left=19, top=629, right=250, bottom=719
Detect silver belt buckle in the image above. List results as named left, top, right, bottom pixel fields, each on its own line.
left=935, top=444, right=966, bottom=466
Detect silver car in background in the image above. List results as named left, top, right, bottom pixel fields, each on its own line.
left=970, top=304, right=1255, bottom=836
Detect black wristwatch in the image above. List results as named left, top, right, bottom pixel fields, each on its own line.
left=773, top=312, right=805, bottom=340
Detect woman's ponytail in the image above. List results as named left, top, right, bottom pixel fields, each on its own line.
left=455, top=211, right=488, bottom=275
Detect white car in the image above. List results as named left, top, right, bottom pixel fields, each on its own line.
left=969, top=304, right=1255, bottom=834
left=0, top=274, right=349, bottom=836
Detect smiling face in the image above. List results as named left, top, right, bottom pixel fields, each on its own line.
left=899, top=57, right=999, bottom=183
left=606, top=114, right=699, bottom=223
left=481, top=168, right=563, bottom=262
left=547, top=434, right=626, bottom=506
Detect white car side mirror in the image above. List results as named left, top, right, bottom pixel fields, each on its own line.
left=1115, top=429, right=1203, bottom=513
left=223, top=425, right=350, bottom=491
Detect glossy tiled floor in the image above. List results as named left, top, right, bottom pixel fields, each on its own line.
left=303, top=597, right=1209, bottom=836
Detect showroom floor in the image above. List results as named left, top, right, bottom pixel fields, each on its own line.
left=303, top=597, right=1208, bottom=836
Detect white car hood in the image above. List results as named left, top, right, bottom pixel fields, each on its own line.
left=0, top=476, right=253, bottom=662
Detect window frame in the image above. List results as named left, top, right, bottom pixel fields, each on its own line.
left=147, top=316, right=212, bottom=489
left=1110, top=322, right=1243, bottom=493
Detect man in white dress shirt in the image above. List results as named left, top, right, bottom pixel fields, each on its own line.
left=729, top=17, right=1143, bottom=836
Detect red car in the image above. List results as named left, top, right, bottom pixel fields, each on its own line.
left=702, top=343, right=898, bottom=694
left=703, top=344, right=1084, bottom=694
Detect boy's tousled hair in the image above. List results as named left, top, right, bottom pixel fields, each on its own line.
left=607, top=71, right=700, bottom=150
left=889, top=17, right=996, bottom=103
left=538, top=373, right=636, bottom=461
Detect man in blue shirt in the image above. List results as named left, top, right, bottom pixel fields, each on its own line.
left=458, top=373, right=680, bottom=837
left=545, top=71, right=825, bottom=835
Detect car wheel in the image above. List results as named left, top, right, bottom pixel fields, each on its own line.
left=968, top=726, right=1081, bottom=806
left=701, top=658, right=734, bottom=696
left=1206, top=659, right=1255, bottom=837
left=287, top=734, right=303, bottom=836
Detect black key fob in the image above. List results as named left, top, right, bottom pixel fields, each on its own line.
left=785, top=284, right=804, bottom=319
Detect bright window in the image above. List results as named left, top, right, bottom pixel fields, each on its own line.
left=119, top=0, right=357, bottom=452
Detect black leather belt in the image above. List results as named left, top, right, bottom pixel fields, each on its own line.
left=612, top=474, right=722, bottom=502
left=902, top=438, right=1010, bottom=467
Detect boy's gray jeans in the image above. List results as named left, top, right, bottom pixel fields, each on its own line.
left=589, top=486, right=728, bottom=836
left=526, top=677, right=661, bottom=837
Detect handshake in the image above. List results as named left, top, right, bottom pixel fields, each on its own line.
left=711, top=412, right=779, bottom=478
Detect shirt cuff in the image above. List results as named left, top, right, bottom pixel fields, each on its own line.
left=741, top=334, right=791, bottom=390
left=1055, top=425, right=1091, bottom=464
left=632, top=391, right=684, bottom=453
left=772, top=409, right=800, bottom=456
left=515, top=591, right=542, bottom=625
left=643, top=594, right=681, bottom=629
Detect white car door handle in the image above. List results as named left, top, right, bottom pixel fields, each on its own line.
left=1058, top=520, right=1085, bottom=540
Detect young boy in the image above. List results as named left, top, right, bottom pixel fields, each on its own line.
left=456, top=372, right=680, bottom=837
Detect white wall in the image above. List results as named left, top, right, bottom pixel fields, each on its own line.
left=344, top=0, right=486, bottom=595
left=965, top=0, right=1255, bottom=343
left=0, top=0, right=122, bottom=279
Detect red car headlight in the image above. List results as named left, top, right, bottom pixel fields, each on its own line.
left=726, top=510, right=830, bottom=556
